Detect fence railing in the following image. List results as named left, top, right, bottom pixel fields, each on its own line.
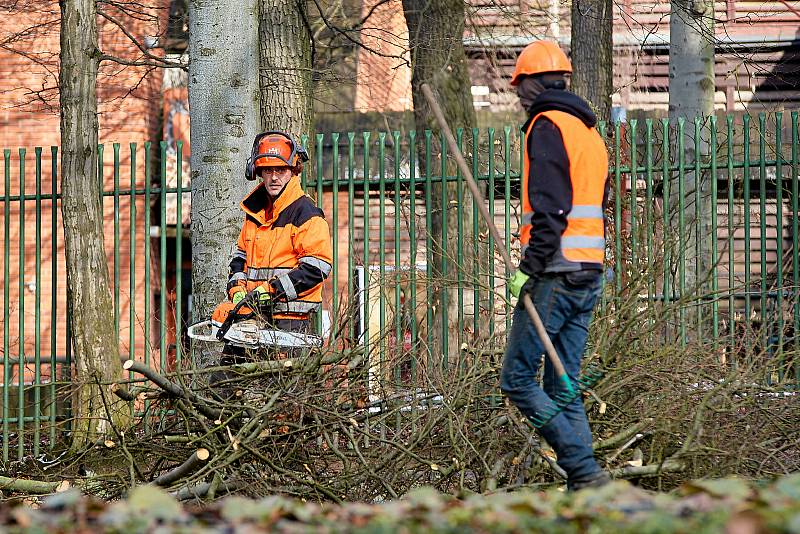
left=1, top=111, right=799, bottom=460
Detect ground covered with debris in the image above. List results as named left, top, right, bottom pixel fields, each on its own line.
left=1, top=474, right=798, bottom=533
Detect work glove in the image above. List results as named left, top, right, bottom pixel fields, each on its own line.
left=245, top=284, right=272, bottom=306
left=231, top=289, right=247, bottom=305
left=509, top=270, right=535, bottom=298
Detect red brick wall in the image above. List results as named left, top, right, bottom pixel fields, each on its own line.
left=0, top=1, right=170, bottom=388
left=354, top=0, right=412, bottom=112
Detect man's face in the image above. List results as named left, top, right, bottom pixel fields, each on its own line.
left=259, top=166, right=293, bottom=196
left=516, top=76, right=545, bottom=111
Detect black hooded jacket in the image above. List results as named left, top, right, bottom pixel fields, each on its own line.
left=519, top=89, right=606, bottom=277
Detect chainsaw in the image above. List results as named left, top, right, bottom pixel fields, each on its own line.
left=187, top=295, right=323, bottom=350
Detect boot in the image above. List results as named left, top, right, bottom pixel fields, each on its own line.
left=568, top=470, right=611, bottom=492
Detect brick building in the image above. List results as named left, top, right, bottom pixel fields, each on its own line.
left=355, top=0, right=800, bottom=113
left=0, top=1, right=170, bottom=393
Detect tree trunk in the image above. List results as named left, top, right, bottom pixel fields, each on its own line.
left=570, top=0, right=613, bottom=123
left=669, top=0, right=715, bottom=297
left=402, top=0, right=478, bottom=361
left=259, top=0, right=313, bottom=137
left=669, top=0, right=715, bottom=122
left=59, top=0, right=130, bottom=449
left=188, top=0, right=261, bottom=366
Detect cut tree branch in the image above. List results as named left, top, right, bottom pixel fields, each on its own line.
left=0, top=476, right=68, bottom=494
left=153, top=448, right=211, bottom=487
left=123, top=360, right=221, bottom=421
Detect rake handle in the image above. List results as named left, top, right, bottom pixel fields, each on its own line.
left=420, top=83, right=570, bottom=385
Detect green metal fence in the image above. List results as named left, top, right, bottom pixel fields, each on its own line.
left=1, top=112, right=799, bottom=460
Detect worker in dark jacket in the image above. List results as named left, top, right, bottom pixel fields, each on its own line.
left=501, top=40, right=611, bottom=491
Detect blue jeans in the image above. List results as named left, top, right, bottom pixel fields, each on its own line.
left=500, top=271, right=603, bottom=482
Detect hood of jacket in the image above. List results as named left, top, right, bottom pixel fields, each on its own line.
left=240, top=175, right=305, bottom=226
left=526, top=89, right=597, bottom=128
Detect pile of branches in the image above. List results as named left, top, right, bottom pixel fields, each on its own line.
left=3, top=275, right=798, bottom=502
left=72, top=343, right=552, bottom=501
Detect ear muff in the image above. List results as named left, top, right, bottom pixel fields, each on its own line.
left=245, top=152, right=256, bottom=181
left=245, top=131, right=308, bottom=181
left=294, top=137, right=309, bottom=163
left=245, top=132, right=267, bottom=181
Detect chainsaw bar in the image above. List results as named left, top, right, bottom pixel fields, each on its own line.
left=187, top=320, right=323, bottom=349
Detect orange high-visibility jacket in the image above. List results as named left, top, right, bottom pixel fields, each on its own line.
left=520, top=109, right=608, bottom=272
left=227, top=176, right=333, bottom=319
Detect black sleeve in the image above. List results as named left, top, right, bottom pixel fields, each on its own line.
left=226, top=247, right=247, bottom=293
left=519, top=117, right=572, bottom=276
left=269, top=262, right=328, bottom=301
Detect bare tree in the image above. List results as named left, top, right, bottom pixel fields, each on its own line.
left=669, top=0, right=715, bottom=293
left=59, top=0, right=131, bottom=449
left=669, top=0, right=715, bottom=121
left=570, top=0, right=613, bottom=122
left=188, top=0, right=261, bottom=357
left=1, top=0, right=181, bottom=113
left=259, top=0, right=314, bottom=136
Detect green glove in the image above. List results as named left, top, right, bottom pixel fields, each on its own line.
left=509, top=270, right=530, bottom=298
left=232, top=290, right=246, bottom=305
left=253, top=284, right=272, bottom=304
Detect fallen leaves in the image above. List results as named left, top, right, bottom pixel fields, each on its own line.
left=0, top=474, right=798, bottom=533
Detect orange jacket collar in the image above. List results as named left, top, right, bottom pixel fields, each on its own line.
left=240, top=175, right=304, bottom=225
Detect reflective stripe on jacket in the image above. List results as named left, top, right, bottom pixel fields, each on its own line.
left=227, top=176, right=332, bottom=318
left=521, top=110, right=608, bottom=272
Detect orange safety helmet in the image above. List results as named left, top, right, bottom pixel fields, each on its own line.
left=245, top=131, right=309, bottom=180
left=510, top=40, right=572, bottom=86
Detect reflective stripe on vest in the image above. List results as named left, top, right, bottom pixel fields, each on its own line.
left=520, top=110, right=608, bottom=271
left=273, top=300, right=321, bottom=314
left=229, top=271, right=247, bottom=284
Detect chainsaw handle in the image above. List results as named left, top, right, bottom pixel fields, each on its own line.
left=216, top=298, right=257, bottom=341
left=217, top=291, right=280, bottom=341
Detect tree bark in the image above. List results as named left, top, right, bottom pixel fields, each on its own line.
left=669, top=0, right=715, bottom=122
left=570, top=0, right=614, bottom=123
left=59, top=0, right=131, bottom=450
left=669, top=0, right=715, bottom=295
left=402, top=0, right=478, bottom=361
left=259, top=0, right=314, bottom=137
left=188, top=0, right=261, bottom=366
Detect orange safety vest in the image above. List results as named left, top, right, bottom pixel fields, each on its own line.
left=520, top=110, right=608, bottom=271
left=227, top=175, right=332, bottom=319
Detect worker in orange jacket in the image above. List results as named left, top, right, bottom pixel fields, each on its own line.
left=211, top=131, right=333, bottom=358
left=500, top=41, right=611, bottom=491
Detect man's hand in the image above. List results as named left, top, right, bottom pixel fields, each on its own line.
left=232, top=289, right=247, bottom=305
left=253, top=284, right=272, bottom=304
left=509, top=270, right=535, bottom=298
left=242, top=284, right=272, bottom=307
left=233, top=286, right=272, bottom=306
